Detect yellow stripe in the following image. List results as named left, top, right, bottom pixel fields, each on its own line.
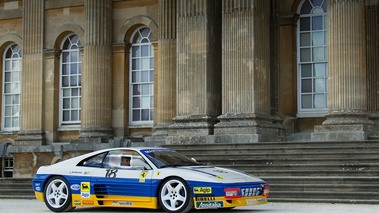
left=71, top=194, right=158, bottom=209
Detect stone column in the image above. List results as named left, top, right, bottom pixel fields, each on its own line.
left=366, top=0, right=379, bottom=132
left=154, top=0, right=177, bottom=136
left=168, top=0, right=222, bottom=140
left=214, top=0, right=279, bottom=142
left=79, top=0, right=113, bottom=140
left=312, top=0, right=372, bottom=141
left=16, top=0, right=45, bottom=146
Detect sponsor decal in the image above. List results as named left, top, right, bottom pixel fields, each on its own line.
left=34, top=182, right=40, bottom=187
left=71, top=184, right=81, bottom=191
left=74, top=200, right=81, bottom=205
left=35, top=187, right=41, bottom=191
left=139, top=171, right=147, bottom=182
left=196, top=197, right=215, bottom=201
left=156, top=172, right=161, bottom=177
left=119, top=201, right=133, bottom=206
left=81, top=182, right=90, bottom=199
left=84, top=171, right=91, bottom=175
left=258, top=198, right=266, bottom=203
left=246, top=199, right=257, bottom=206
left=82, top=200, right=94, bottom=205
left=69, top=171, right=83, bottom=174
left=194, top=187, right=212, bottom=194
left=216, top=176, right=224, bottom=180
left=196, top=201, right=224, bottom=209
left=112, top=201, right=118, bottom=205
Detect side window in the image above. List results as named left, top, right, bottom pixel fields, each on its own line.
left=103, top=150, right=151, bottom=170
left=77, top=152, right=108, bottom=168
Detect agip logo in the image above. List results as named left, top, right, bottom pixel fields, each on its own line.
left=80, top=182, right=90, bottom=199
left=193, top=187, right=212, bottom=194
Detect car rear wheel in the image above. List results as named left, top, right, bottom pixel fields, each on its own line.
left=44, top=176, right=75, bottom=212
left=158, top=177, right=193, bottom=213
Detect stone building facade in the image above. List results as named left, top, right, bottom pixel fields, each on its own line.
left=0, top=0, right=378, bottom=177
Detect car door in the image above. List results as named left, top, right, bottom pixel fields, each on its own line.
left=90, top=150, right=153, bottom=202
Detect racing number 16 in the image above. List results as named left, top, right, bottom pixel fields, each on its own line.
left=105, top=169, right=118, bottom=179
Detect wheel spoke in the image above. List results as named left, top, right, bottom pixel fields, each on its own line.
left=57, top=182, right=65, bottom=191
left=170, top=199, right=177, bottom=209
left=162, top=194, right=171, bottom=201
left=48, top=193, right=56, bottom=201
left=174, top=182, right=183, bottom=192
left=60, top=193, right=68, bottom=200
left=176, top=194, right=185, bottom=202
left=51, top=183, right=58, bottom=191
left=166, top=183, right=174, bottom=192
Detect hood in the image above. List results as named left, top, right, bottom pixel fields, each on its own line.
left=178, top=166, right=265, bottom=183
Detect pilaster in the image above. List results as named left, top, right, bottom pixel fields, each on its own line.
left=16, top=0, right=45, bottom=146
left=169, top=0, right=222, bottom=138
left=312, top=0, right=372, bottom=141
left=79, top=0, right=114, bottom=140
left=366, top=0, right=379, bottom=133
left=112, top=42, right=128, bottom=137
left=43, top=48, right=61, bottom=143
left=154, top=0, right=177, bottom=136
left=214, top=0, right=279, bottom=142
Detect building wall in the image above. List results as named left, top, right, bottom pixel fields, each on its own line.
left=0, top=0, right=377, bottom=177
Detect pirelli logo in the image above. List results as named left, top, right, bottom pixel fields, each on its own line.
left=196, top=197, right=215, bottom=201
left=193, top=187, right=212, bottom=194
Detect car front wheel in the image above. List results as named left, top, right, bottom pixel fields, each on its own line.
left=44, top=176, right=75, bottom=212
left=158, top=177, right=193, bottom=213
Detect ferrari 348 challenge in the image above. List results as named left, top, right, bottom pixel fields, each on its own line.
left=33, top=147, right=269, bottom=212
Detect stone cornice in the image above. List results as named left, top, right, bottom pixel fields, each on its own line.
left=0, top=8, right=22, bottom=20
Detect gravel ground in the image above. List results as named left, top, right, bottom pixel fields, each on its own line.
left=0, top=199, right=378, bottom=213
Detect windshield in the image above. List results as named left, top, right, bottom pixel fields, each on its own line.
left=141, top=149, right=200, bottom=169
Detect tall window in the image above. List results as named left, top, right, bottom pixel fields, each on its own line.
left=2, top=44, right=21, bottom=130
left=60, top=35, right=82, bottom=126
left=298, top=0, right=327, bottom=114
left=130, top=27, right=154, bottom=124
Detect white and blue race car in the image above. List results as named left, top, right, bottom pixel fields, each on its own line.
left=33, top=147, right=269, bottom=213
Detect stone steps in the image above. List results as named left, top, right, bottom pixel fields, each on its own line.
left=163, top=141, right=379, bottom=203
left=0, top=178, right=34, bottom=199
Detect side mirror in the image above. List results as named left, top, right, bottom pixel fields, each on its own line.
left=191, top=157, right=197, bottom=163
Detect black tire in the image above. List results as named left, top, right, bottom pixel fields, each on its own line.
left=158, top=177, right=193, bottom=213
left=44, top=176, right=75, bottom=212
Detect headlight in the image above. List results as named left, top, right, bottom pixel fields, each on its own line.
left=224, top=188, right=242, bottom=198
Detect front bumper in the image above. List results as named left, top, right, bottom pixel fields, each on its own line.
left=193, top=195, right=268, bottom=209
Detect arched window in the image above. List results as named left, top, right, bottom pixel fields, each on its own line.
left=297, top=0, right=327, bottom=115
left=130, top=27, right=154, bottom=124
left=60, top=34, right=82, bottom=126
left=2, top=44, right=21, bottom=130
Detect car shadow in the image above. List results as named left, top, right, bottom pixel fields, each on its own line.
left=73, top=207, right=266, bottom=212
